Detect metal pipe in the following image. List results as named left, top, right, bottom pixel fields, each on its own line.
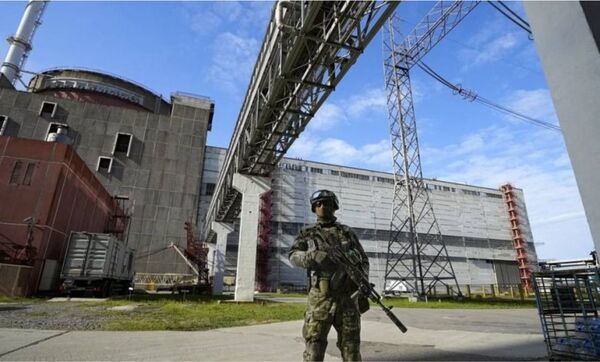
left=274, top=1, right=297, bottom=32
left=1, top=0, right=48, bottom=85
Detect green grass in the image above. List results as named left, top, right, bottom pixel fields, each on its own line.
left=257, top=292, right=308, bottom=298
left=380, top=296, right=536, bottom=309
left=2, top=292, right=535, bottom=332
left=98, top=299, right=306, bottom=331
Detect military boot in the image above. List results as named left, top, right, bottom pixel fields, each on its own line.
left=340, top=342, right=361, bottom=362
left=303, top=341, right=328, bottom=362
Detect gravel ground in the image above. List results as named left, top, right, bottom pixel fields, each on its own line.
left=0, top=302, right=122, bottom=330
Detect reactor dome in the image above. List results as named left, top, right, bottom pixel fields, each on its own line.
left=27, top=68, right=170, bottom=114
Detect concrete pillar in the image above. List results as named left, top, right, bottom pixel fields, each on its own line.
left=211, top=221, right=234, bottom=296
left=232, top=173, right=271, bottom=301
left=524, top=2, right=600, bottom=250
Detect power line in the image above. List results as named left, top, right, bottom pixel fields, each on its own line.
left=415, top=60, right=561, bottom=132
left=498, top=1, right=531, bottom=30
left=488, top=1, right=532, bottom=35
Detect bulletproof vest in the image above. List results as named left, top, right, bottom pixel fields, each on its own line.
left=306, top=223, right=359, bottom=295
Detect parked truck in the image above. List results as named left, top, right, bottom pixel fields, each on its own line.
left=60, top=232, right=135, bottom=297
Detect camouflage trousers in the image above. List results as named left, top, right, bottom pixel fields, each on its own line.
left=302, top=288, right=361, bottom=362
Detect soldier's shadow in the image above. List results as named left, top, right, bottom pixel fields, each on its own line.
left=325, top=339, right=545, bottom=361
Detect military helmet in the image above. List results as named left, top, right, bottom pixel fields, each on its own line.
left=310, top=189, right=339, bottom=212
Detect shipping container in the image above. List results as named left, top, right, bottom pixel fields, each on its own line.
left=60, top=232, right=134, bottom=297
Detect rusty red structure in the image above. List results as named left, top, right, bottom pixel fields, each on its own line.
left=0, top=136, right=119, bottom=296
left=501, top=183, right=533, bottom=292
left=256, top=190, right=272, bottom=292
left=184, top=221, right=210, bottom=287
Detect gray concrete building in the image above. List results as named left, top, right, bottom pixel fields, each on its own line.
left=0, top=67, right=537, bottom=293
left=200, top=146, right=538, bottom=292
left=0, top=69, right=214, bottom=276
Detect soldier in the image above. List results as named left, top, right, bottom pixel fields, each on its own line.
left=289, top=189, right=370, bottom=362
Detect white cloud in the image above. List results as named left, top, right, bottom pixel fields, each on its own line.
left=183, top=2, right=271, bottom=93
left=182, top=2, right=272, bottom=36
left=472, top=32, right=518, bottom=65
left=304, top=87, right=388, bottom=132
left=206, top=32, right=259, bottom=93
left=288, top=133, right=391, bottom=169
left=424, top=123, right=593, bottom=260
left=458, top=21, right=524, bottom=70
left=347, top=88, right=386, bottom=115
left=503, top=88, right=558, bottom=124
left=309, top=104, right=346, bottom=131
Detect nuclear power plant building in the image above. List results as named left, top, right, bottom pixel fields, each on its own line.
left=198, top=146, right=538, bottom=292
left=0, top=69, right=214, bottom=294
left=0, top=67, right=537, bottom=295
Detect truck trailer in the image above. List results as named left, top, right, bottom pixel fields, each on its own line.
left=60, top=232, right=134, bottom=297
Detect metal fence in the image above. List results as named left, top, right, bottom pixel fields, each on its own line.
left=407, top=283, right=533, bottom=300
left=0, top=263, right=32, bottom=296
left=133, top=273, right=197, bottom=291
left=533, top=265, right=600, bottom=360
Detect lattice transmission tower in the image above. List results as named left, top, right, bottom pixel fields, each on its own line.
left=382, top=1, right=479, bottom=297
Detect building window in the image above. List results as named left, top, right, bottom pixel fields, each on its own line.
left=340, top=171, right=370, bottom=181
left=463, top=190, right=481, bottom=196
left=22, top=163, right=35, bottom=185
left=205, top=183, right=216, bottom=196
left=376, top=177, right=394, bottom=184
left=0, top=115, right=7, bottom=135
left=310, top=167, right=323, bottom=174
left=486, top=193, right=503, bottom=199
left=46, top=123, right=69, bottom=140
left=97, top=156, right=114, bottom=173
left=39, top=101, right=57, bottom=118
left=112, top=133, right=133, bottom=157
left=281, top=163, right=304, bottom=172
left=9, top=161, right=23, bottom=184
left=330, top=170, right=339, bottom=176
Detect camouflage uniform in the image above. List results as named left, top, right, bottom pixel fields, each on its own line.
left=289, top=219, right=369, bottom=362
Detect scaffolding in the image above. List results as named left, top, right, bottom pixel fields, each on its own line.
left=104, top=195, right=131, bottom=242
left=256, top=190, right=273, bottom=292
left=184, top=221, right=210, bottom=288
left=501, top=183, right=532, bottom=292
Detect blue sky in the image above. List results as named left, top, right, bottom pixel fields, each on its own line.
left=0, top=1, right=593, bottom=260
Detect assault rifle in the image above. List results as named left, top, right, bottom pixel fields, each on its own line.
left=316, top=231, right=408, bottom=334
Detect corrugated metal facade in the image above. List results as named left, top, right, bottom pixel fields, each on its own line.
left=199, top=146, right=538, bottom=291
left=0, top=137, right=116, bottom=295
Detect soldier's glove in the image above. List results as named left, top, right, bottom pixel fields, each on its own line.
left=306, top=250, right=334, bottom=269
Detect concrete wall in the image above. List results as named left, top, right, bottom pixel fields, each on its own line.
left=524, top=1, right=600, bottom=251
left=0, top=87, right=212, bottom=275
left=199, top=146, right=538, bottom=291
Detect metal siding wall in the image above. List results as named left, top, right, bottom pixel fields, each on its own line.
left=199, top=147, right=536, bottom=289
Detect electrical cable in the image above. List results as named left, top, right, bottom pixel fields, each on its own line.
left=135, top=246, right=170, bottom=260
left=498, top=1, right=531, bottom=30
left=488, top=1, right=532, bottom=35
left=415, top=60, right=561, bottom=132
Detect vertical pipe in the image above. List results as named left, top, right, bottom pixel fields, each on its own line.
left=1, top=0, right=48, bottom=84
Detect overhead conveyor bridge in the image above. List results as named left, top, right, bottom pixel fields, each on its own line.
left=203, top=1, right=399, bottom=240
left=202, top=0, right=398, bottom=301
